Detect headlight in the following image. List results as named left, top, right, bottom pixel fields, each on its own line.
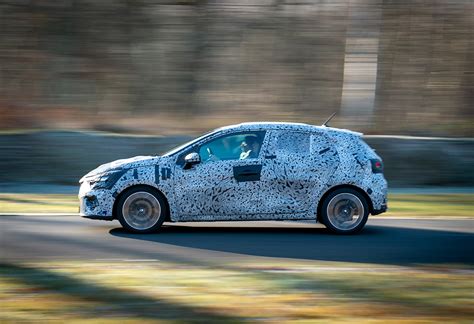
left=90, top=169, right=128, bottom=189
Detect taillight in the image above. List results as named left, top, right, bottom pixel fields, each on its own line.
left=370, top=159, right=384, bottom=173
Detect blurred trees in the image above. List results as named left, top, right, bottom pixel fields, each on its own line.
left=0, top=0, right=472, bottom=136
left=374, top=0, right=473, bottom=136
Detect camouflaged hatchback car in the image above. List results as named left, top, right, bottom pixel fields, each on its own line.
left=79, top=122, right=387, bottom=234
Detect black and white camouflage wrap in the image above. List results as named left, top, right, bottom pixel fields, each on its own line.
left=79, top=122, right=387, bottom=222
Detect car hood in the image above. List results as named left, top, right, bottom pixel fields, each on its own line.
left=81, top=155, right=160, bottom=181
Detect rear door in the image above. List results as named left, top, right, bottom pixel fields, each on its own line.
left=259, top=130, right=338, bottom=215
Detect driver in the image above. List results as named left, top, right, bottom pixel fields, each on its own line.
left=240, top=136, right=260, bottom=159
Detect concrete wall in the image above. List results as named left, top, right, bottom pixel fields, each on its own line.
left=365, top=136, right=473, bottom=187
left=0, top=131, right=472, bottom=187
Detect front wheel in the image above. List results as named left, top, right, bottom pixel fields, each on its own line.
left=320, top=188, right=369, bottom=234
left=116, top=187, right=168, bottom=233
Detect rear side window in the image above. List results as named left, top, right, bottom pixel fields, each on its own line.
left=275, top=131, right=310, bottom=155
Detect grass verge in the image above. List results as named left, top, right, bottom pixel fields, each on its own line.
left=0, top=192, right=473, bottom=217
left=1, top=260, right=472, bottom=323
left=0, top=194, right=78, bottom=213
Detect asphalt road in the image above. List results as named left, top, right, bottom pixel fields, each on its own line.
left=1, top=216, right=473, bottom=266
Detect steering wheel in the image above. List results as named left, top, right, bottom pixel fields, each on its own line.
left=205, top=147, right=220, bottom=161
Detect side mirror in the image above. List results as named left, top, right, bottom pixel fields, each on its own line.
left=183, top=152, right=200, bottom=169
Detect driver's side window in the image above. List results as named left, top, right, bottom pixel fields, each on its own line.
left=199, top=131, right=265, bottom=163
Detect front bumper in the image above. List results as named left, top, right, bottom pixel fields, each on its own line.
left=79, top=181, right=114, bottom=219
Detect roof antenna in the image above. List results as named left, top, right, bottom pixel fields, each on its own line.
left=321, top=112, right=337, bottom=127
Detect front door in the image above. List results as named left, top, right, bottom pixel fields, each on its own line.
left=173, top=131, right=267, bottom=220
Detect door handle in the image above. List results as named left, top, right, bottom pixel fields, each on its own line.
left=239, top=171, right=258, bottom=176
left=233, top=165, right=262, bottom=182
left=265, top=154, right=276, bottom=159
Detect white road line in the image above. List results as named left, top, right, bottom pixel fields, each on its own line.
left=93, top=258, right=160, bottom=262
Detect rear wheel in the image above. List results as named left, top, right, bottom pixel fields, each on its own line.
left=320, top=188, right=369, bottom=234
left=116, top=187, right=168, bottom=233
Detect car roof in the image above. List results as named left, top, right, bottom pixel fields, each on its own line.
left=216, top=122, right=362, bottom=137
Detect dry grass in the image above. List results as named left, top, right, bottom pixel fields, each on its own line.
left=384, top=193, right=474, bottom=217
left=1, top=260, right=472, bottom=323
left=0, top=194, right=78, bottom=213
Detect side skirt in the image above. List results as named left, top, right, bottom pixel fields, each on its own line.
left=174, top=212, right=315, bottom=222
left=82, top=215, right=114, bottom=221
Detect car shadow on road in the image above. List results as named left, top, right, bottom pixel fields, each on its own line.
left=109, top=223, right=474, bottom=266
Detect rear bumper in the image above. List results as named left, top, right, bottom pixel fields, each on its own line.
left=372, top=203, right=387, bottom=215
left=365, top=173, right=388, bottom=215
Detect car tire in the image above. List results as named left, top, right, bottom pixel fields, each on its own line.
left=320, top=188, right=369, bottom=235
left=116, top=186, right=168, bottom=233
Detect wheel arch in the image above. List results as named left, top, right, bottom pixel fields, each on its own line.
left=112, top=184, right=171, bottom=222
left=316, top=184, right=373, bottom=223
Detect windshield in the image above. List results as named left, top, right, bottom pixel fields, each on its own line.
left=162, top=130, right=217, bottom=157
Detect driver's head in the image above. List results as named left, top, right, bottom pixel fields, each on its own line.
left=241, top=135, right=259, bottom=152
